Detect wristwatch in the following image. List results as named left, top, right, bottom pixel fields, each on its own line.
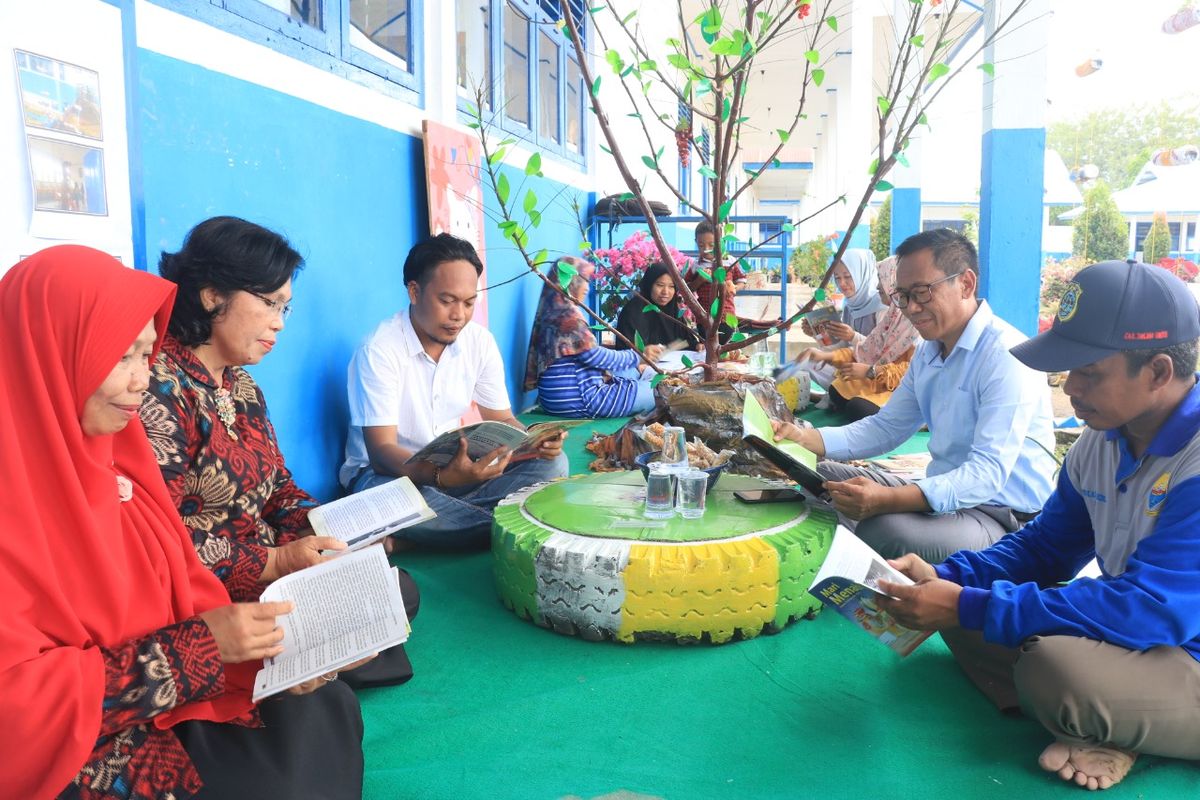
left=866, top=364, right=877, bottom=380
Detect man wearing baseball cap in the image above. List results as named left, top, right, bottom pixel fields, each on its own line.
left=876, top=259, right=1200, bottom=790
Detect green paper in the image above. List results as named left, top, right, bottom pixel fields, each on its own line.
left=742, top=391, right=817, bottom=470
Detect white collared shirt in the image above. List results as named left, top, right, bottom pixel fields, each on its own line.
left=339, top=309, right=510, bottom=487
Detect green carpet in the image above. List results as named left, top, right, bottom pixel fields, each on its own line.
left=355, top=411, right=1193, bottom=797
left=361, top=551, right=1196, bottom=799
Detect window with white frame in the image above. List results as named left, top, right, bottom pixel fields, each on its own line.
left=456, top=0, right=587, bottom=165
left=158, top=0, right=422, bottom=100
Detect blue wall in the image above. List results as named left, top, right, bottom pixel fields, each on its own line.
left=890, top=188, right=921, bottom=255
left=135, top=52, right=582, bottom=500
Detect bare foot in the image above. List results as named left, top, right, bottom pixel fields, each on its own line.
left=1038, top=741, right=1137, bottom=790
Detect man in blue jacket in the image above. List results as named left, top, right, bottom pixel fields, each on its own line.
left=878, top=259, right=1200, bottom=791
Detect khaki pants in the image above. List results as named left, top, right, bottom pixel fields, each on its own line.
left=942, top=628, right=1200, bottom=760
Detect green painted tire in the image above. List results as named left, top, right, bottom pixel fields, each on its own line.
left=492, top=472, right=836, bottom=644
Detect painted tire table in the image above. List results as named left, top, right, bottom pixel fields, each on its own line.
left=492, top=471, right=837, bottom=644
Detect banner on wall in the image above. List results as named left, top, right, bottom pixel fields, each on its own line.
left=422, top=119, right=489, bottom=326
left=14, top=49, right=110, bottom=235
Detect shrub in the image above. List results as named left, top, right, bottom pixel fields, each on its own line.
left=788, top=235, right=835, bottom=286
left=869, top=194, right=892, bottom=262
left=1072, top=182, right=1129, bottom=262
left=1142, top=212, right=1172, bottom=264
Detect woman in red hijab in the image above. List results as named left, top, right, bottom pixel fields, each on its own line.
left=0, top=246, right=362, bottom=799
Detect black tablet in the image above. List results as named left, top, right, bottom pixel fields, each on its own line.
left=743, top=435, right=830, bottom=500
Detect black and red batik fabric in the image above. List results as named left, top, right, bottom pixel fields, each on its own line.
left=142, top=336, right=317, bottom=600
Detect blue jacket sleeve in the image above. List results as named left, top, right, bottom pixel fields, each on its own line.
left=954, top=473, right=1200, bottom=651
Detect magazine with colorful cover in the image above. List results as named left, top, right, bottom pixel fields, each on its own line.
left=808, top=526, right=933, bottom=657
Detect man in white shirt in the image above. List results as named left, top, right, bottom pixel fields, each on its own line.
left=341, top=234, right=568, bottom=547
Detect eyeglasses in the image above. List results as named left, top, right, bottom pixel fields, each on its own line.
left=246, top=290, right=293, bottom=320
left=889, top=272, right=961, bottom=309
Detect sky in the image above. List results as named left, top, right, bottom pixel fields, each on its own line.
left=1044, top=0, right=1200, bottom=121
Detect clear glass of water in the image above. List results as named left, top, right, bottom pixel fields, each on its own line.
left=660, top=425, right=689, bottom=471
left=676, top=469, right=708, bottom=519
left=643, top=462, right=676, bottom=519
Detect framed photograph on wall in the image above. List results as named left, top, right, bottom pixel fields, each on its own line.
left=14, top=49, right=103, bottom=140
left=27, top=135, right=108, bottom=216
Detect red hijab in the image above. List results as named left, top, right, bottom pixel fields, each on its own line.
left=0, top=246, right=255, bottom=798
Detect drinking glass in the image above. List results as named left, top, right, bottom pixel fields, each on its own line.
left=660, top=425, right=689, bottom=471
left=675, top=469, right=708, bottom=519
left=643, top=462, right=676, bottom=519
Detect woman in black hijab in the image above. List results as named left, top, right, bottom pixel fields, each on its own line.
left=615, top=262, right=702, bottom=350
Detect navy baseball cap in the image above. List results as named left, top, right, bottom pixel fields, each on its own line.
left=1011, top=260, right=1200, bottom=372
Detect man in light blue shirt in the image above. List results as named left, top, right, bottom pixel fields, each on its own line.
left=775, top=229, right=1056, bottom=561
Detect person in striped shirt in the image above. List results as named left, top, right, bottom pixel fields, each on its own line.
left=525, top=258, right=663, bottom=418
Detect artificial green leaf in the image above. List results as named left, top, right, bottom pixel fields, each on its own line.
left=578, top=240, right=591, bottom=251
left=709, top=298, right=720, bottom=319
left=715, top=266, right=727, bottom=284
left=979, top=62, right=995, bottom=77
left=642, top=304, right=657, bottom=312
left=877, top=96, right=891, bottom=115
left=533, top=248, right=548, bottom=265
left=635, top=331, right=646, bottom=351
left=724, top=312, right=738, bottom=328
left=781, top=223, right=795, bottom=232
left=587, top=4, right=603, bottom=12
left=496, top=172, right=510, bottom=206
left=667, top=53, right=692, bottom=70
left=698, top=165, right=718, bottom=179
left=656, top=146, right=664, bottom=161
left=499, top=138, right=516, bottom=146
left=488, top=147, right=506, bottom=166
left=697, top=268, right=712, bottom=282
left=804, top=49, right=819, bottom=65
left=514, top=227, right=528, bottom=249
left=711, top=37, right=738, bottom=56
left=529, top=210, right=542, bottom=228
left=618, top=192, right=634, bottom=201
left=918, top=112, right=929, bottom=127
left=622, top=9, right=638, bottom=24
left=642, top=155, right=657, bottom=170
left=730, top=331, right=747, bottom=342
left=814, top=287, right=827, bottom=302
left=776, top=128, right=790, bottom=143
left=606, top=49, right=623, bottom=73
left=590, top=324, right=607, bottom=331
left=718, top=199, right=733, bottom=221
left=525, top=152, right=542, bottom=175
left=523, top=189, right=537, bottom=214
left=681, top=355, right=695, bottom=368
left=699, top=7, right=722, bottom=42
left=896, top=152, right=910, bottom=168
left=592, top=75, right=602, bottom=95
left=620, top=65, right=635, bottom=78
left=650, top=373, right=665, bottom=388
left=724, top=222, right=735, bottom=233
left=908, top=34, right=924, bottom=48
left=868, top=157, right=879, bottom=175
left=875, top=180, right=894, bottom=191
left=466, top=121, right=480, bottom=129
left=812, top=69, right=825, bottom=87
left=735, top=116, right=750, bottom=123
left=640, top=59, right=656, bottom=71
left=557, top=261, right=578, bottom=290
left=929, top=63, right=949, bottom=81
left=599, top=144, right=612, bottom=154
left=721, top=97, right=731, bottom=121
left=766, top=327, right=779, bottom=337
left=772, top=157, right=782, bottom=168
left=826, top=16, right=838, bottom=31
left=464, top=102, right=478, bottom=117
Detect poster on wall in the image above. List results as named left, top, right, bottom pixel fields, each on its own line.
left=27, top=135, right=107, bottom=215
left=422, top=119, right=489, bottom=325
left=14, top=49, right=103, bottom=140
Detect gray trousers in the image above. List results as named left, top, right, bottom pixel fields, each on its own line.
left=817, top=461, right=1025, bottom=562
left=943, top=628, right=1200, bottom=760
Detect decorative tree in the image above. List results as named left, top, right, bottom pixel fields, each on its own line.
left=1072, top=181, right=1129, bottom=263
left=1142, top=211, right=1172, bottom=264
left=869, top=193, right=892, bottom=263
left=472, top=0, right=1036, bottom=373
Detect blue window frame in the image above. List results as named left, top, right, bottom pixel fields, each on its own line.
left=456, top=0, right=586, bottom=167
left=150, top=0, right=422, bottom=102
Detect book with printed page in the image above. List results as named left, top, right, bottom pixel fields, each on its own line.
left=307, top=476, right=435, bottom=551
left=741, top=392, right=828, bottom=499
left=808, top=527, right=933, bottom=657
left=802, top=305, right=842, bottom=347
left=253, top=546, right=410, bottom=700
left=404, top=419, right=590, bottom=468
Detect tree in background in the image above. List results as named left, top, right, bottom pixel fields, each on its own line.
left=789, top=236, right=835, bottom=286
left=1072, top=181, right=1128, bottom=262
left=1048, top=100, right=1200, bottom=189
left=1142, top=212, right=1172, bottom=264
left=961, top=209, right=979, bottom=246
left=869, top=193, right=892, bottom=262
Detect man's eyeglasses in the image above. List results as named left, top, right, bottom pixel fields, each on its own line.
left=247, top=290, right=294, bottom=320
left=889, top=272, right=961, bottom=309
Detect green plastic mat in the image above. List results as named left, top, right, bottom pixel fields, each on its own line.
left=521, top=471, right=809, bottom=543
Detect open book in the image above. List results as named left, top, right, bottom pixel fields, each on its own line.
left=802, top=305, right=842, bottom=347
left=253, top=545, right=410, bottom=700
left=405, top=419, right=589, bottom=467
left=741, top=392, right=827, bottom=498
left=307, top=476, right=434, bottom=551
left=808, top=527, right=933, bottom=657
